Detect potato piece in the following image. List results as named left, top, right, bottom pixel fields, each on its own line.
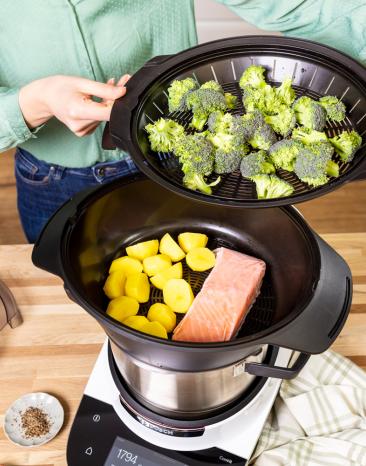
left=186, top=247, right=216, bottom=272
left=150, top=262, right=183, bottom=290
left=103, top=271, right=126, bottom=299
left=126, top=239, right=159, bottom=261
left=123, top=315, right=149, bottom=331
left=147, top=303, right=177, bottom=333
left=178, top=232, right=208, bottom=253
left=125, top=272, right=150, bottom=303
left=109, top=256, right=142, bottom=275
left=163, top=279, right=194, bottom=314
left=106, top=296, right=139, bottom=323
left=159, top=233, right=185, bottom=262
left=140, top=321, right=168, bottom=339
left=143, top=254, right=172, bottom=277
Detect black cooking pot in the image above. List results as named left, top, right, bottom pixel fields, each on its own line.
left=32, top=174, right=352, bottom=378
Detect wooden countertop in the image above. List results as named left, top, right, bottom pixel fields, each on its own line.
left=0, top=237, right=365, bottom=466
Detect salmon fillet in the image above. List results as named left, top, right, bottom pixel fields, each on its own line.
left=172, top=247, right=266, bottom=342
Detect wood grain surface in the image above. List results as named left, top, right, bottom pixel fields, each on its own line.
left=0, top=238, right=365, bottom=465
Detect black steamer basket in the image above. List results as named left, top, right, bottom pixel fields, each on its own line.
left=32, top=174, right=352, bottom=379
left=104, top=36, right=366, bottom=207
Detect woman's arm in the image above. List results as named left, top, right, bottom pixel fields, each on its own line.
left=218, top=0, right=366, bottom=64
left=0, top=86, right=39, bottom=153
left=0, top=74, right=129, bottom=152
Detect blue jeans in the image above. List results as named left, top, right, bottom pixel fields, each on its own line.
left=15, top=148, right=139, bottom=243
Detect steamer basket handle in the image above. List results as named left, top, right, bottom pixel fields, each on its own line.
left=245, top=352, right=310, bottom=379
left=32, top=186, right=98, bottom=277
left=103, top=54, right=172, bottom=151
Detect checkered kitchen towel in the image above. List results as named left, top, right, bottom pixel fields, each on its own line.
left=251, top=351, right=366, bottom=466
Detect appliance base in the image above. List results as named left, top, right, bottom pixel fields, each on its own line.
left=67, top=340, right=292, bottom=465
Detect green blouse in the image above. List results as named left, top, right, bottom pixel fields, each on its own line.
left=1, top=0, right=365, bottom=168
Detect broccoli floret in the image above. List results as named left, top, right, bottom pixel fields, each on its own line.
left=183, top=172, right=220, bottom=195
left=207, top=113, right=248, bottom=151
left=301, top=174, right=329, bottom=187
left=207, top=110, right=224, bottom=132
left=225, top=92, right=237, bottom=109
left=186, top=88, right=227, bottom=130
left=175, top=133, right=221, bottom=194
left=207, top=111, right=249, bottom=175
left=241, top=72, right=295, bottom=115
left=145, top=118, right=185, bottom=152
left=242, top=86, right=265, bottom=113
left=167, top=77, right=198, bottom=113
left=293, top=96, right=327, bottom=131
left=319, top=96, right=346, bottom=122
left=239, top=65, right=266, bottom=89
left=200, top=80, right=237, bottom=109
left=190, top=112, right=209, bottom=131
left=186, top=88, right=227, bottom=114
left=207, top=111, right=232, bottom=133
left=242, top=84, right=283, bottom=115
left=292, top=127, right=328, bottom=145
left=261, top=85, right=285, bottom=115
left=208, top=130, right=248, bottom=154
left=265, top=107, right=296, bottom=136
left=214, top=149, right=242, bottom=174
left=241, top=111, right=277, bottom=150
left=276, top=77, right=296, bottom=106
left=309, top=141, right=335, bottom=158
left=200, top=80, right=224, bottom=93
left=250, top=174, right=294, bottom=199
left=241, top=111, right=266, bottom=140
left=268, top=139, right=303, bottom=171
left=248, top=123, right=277, bottom=150
left=309, top=142, right=339, bottom=177
left=326, top=160, right=340, bottom=177
left=207, top=131, right=235, bottom=153
left=230, top=115, right=247, bottom=145
left=329, top=130, right=362, bottom=162
left=174, top=133, right=214, bottom=176
left=240, top=150, right=275, bottom=178
left=294, top=147, right=336, bottom=187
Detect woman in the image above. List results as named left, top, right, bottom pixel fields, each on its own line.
left=1, top=0, right=364, bottom=242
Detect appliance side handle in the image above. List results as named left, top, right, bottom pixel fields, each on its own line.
left=260, top=233, right=352, bottom=354
left=31, top=186, right=97, bottom=277
left=245, top=352, right=310, bottom=379
left=103, top=54, right=172, bottom=151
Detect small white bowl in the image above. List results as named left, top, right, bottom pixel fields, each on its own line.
left=3, top=392, right=64, bottom=447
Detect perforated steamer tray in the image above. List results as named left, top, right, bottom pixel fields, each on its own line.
left=106, top=36, right=366, bottom=207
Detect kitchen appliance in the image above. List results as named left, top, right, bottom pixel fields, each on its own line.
left=32, top=35, right=358, bottom=465
left=104, top=35, right=366, bottom=207
left=67, top=340, right=292, bottom=465
left=32, top=173, right=351, bottom=419
left=33, top=171, right=352, bottom=465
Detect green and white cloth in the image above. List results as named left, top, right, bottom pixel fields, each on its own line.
left=251, top=351, right=366, bottom=466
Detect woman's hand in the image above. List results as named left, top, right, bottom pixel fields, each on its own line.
left=19, top=74, right=130, bottom=137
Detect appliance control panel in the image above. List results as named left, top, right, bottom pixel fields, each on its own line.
left=67, top=395, right=247, bottom=466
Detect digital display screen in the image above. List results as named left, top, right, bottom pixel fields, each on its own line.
left=104, top=437, right=188, bottom=466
